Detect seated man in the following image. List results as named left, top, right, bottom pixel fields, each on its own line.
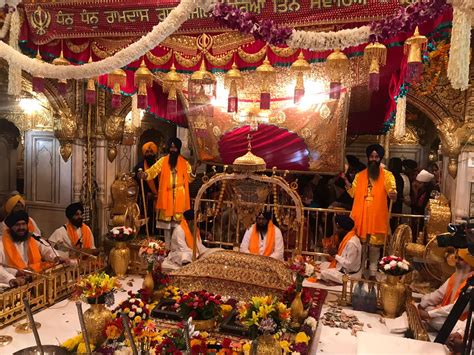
left=0, top=211, right=68, bottom=288
left=49, top=202, right=96, bottom=258
left=418, top=248, right=474, bottom=331
left=240, top=211, right=284, bottom=261
left=319, top=215, right=362, bottom=284
left=0, top=192, right=41, bottom=236
left=165, top=209, right=208, bottom=267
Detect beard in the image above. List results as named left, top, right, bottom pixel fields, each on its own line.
left=368, top=160, right=380, bottom=180
left=10, top=229, right=29, bottom=242
left=256, top=223, right=268, bottom=234
left=168, top=151, right=180, bottom=169
left=71, top=219, right=83, bottom=228
left=145, top=155, right=156, bottom=166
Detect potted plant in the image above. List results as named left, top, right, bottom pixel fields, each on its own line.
left=378, top=255, right=412, bottom=318
left=176, top=290, right=222, bottom=331
left=288, top=255, right=316, bottom=327
left=108, top=226, right=135, bottom=277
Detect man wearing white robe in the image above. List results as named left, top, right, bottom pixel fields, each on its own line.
left=319, top=215, right=362, bottom=284
left=0, top=211, right=63, bottom=288
left=418, top=249, right=474, bottom=331
left=49, top=202, right=96, bottom=258
left=165, top=210, right=208, bottom=268
left=240, top=211, right=284, bottom=261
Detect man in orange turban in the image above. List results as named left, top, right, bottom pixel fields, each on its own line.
left=341, top=144, right=397, bottom=275
left=134, top=141, right=160, bottom=234
left=138, top=138, right=195, bottom=248
left=0, top=192, right=41, bottom=237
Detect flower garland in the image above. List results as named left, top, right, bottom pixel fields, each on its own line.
left=413, top=41, right=450, bottom=96
left=211, top=0, right=449, bottom=51
left=7, top=8, right=21, bottom=96
left=446, top=0, right=472, bottom=90
left=0, top=0, right=217, bottom=80
left=0, top=12, right=12, bottom=39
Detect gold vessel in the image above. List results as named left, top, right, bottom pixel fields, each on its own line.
left=381, top=275, right=406, bottom=318
left=252, top=333, right=281, bottom=354
left=109, top=241, right=130, bottom=277
left=142, top=270, right=154, bottom=292
left=83, top=303, right=113, bottom=346
left=192, top=317, right=216, bottom=332
left=290, top=291, right=307, bottom=327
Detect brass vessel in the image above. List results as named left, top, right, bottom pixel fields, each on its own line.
left=290, top=291, right=307, bottom=327
left=252, top=333, right=281, bottom=355
left=83, top=303, right=113, bottom=346
left=142, top=271, right=154, bottom=292
left=381, top=275, right=406, bottom=318
left=109, top=241, right=130, bottom=277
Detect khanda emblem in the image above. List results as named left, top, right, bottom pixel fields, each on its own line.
left=30, top=6, right=51, bottom=36
left=196, top=33, right=213, bottom=51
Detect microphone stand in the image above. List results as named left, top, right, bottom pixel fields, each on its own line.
left=47, top=239, right=98, bottom=260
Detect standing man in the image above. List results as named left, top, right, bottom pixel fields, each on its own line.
left=49, top=202, right=96, bottom=258
left=134, top=141, right=159, bottom=234
left=0, top=192, right=41, bottom=236
left=341, top=144, right=397, bottom=275
left=138, top=138, right=195, bottom=247
left=240, top=210, right=284, bottom=261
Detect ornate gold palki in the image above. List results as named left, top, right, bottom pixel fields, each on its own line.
left=170, top=251, right=293, bottom=301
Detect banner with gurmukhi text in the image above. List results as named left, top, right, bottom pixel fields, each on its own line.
left=23, top=0, right=416, bottom=45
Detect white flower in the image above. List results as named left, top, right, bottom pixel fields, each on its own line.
left=401, top=263, right=409, bottom=270
left=128, top=311, right=135, bottom=318
left=384, top=264, right=391, bottom=270
left=148, top=242, right=159, bottom=249
left=397, top=261, right=404, bottom=268
left=136, top=307, right=142, bottom=313
left=112, top=229, right=120, bottom=235
left=389, top=260, right=397, bottom=267
left=304, top=316, right=317, bottom=331
left=129, top=298, right=136, bottom=303
left=305, top=263, right=315, bottom=277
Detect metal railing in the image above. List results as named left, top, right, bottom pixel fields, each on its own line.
left=191, top=198, right=425, bottom=256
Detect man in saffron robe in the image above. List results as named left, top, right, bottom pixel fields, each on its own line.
left=165, top=210, right=209, bottom=268
left=49, top=202, right=96, bottom=258
left=0, top=211, right=67, bottom=288
left=138, top=138, right=195, bottom=247
left=344, top=144, right=397, bottom=274
left=0, top=192, right=41, bottom=237
left=319, top=215, right=362, bottom=284
left=240, top=211, right=284, bottom=261
left=417, top=249, right=474, bottom=331
left=134, top=141, right=159, bottom=234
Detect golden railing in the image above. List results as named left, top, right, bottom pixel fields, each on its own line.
left=192, top=198, right=425, bottom=256
left=0, top=257, right=105, bottom=329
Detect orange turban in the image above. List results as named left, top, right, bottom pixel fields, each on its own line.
left=142, top=142, right=158, bottom=155
left=458, top=249, right=474, bottom=268
left=4, top=194, right=25, bottom=215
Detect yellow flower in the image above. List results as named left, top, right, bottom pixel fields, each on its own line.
left=191, top=339, right=202, bottom=347
left=61, top=334, right=83, bottom=351
left=200, top=331, right=209, bottom=338
left=221, top=304, right=232, bottom=313
left=124, top=307, right=130, bottom=313
left=242, top=342, right=251, bottom=353
left=257, top=304, right=274, bottom=318
left=295, top=331, right=310, bottom=344
left=279, top=340, right=291, bottom=352
left=134, top=316, right=142, bottom=323
left=277, top=302, right=288, bottom=314
left=244, top=311, right=260, bottom=327
left=77, top=342, right=95, bottom=353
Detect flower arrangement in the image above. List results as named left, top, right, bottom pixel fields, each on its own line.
left=238, top=295, right=290, bottom=339
left=283, top=284, right=313, bottom=308
left=176, top=290, right=222, bottom=321
left=61, top=333, right=96, bottom=353
left=108, top=226, right=135, bottom=242
left=378, top=255, right=411, bottom=276
left=75, top=272, right=120, bottom=303
left=152, top=265, right=171, bottom=291
left=139, top=240, right=168, bottom=271
left=288, top=255, right=316, bottom=291
left=113, top=295, right=150, bottom=326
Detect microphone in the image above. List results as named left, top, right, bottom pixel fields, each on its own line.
left=31, top=233, right=61, bottom=259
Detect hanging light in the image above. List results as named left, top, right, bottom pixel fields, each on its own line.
left=163, top=62, right=183, bottom=120
left=363, top=42, right=387, bottom=92
left=325, top=49, right=349, bottom=100
left=52, top=44, right=71, bottom=95
left=256, top=55, right=275, bottom=110
left=224, top=60, right=243, bottom=113
left=85, top=57, right=96, bottom=105
left=290, top=51, right=311, bottom=104
left=404, top=26, right=427, bottom=83
left=107, top=68, right=127, bottom=109
left=134, top=59, right=153, bottom=109
left=32, top=49, right=45, bottom=93
left=188, top=60, right=216, bottom=105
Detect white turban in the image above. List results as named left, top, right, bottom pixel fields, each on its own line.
left=416, top=169, right=434, bottom=183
